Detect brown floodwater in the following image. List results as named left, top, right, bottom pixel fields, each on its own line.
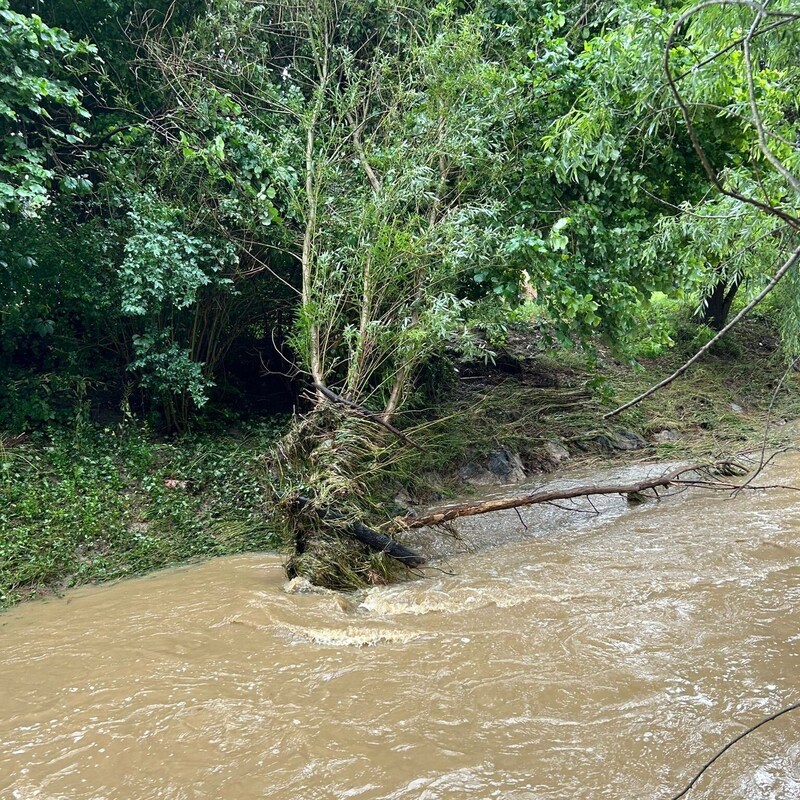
left=2, top=454, right=800, bottom=799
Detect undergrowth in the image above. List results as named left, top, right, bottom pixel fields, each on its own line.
left=0, top=416, right=286, bottom=609
left=610, top=312, right=800, bottom=458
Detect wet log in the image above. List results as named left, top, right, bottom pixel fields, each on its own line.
left=293, top=496, right=427, bottom=567
left=395, top=464, right=714, bottom=529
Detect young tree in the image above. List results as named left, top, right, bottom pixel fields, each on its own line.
left=140, top=1, right=517, bottom=417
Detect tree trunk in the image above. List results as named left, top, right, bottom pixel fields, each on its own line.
left=698, top=275, right=741, bottom=331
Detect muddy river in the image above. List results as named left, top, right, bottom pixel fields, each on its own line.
left=1, top=455, right=799, bottom=799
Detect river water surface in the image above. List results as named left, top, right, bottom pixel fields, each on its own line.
left=1, top=454, right=799, bottom=799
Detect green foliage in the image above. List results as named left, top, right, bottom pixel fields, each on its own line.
left=0, top=0, right=798, bottom=438
left=516, top=0, right=799, bottom=343
left=0, top=206, right=120, bottom=429
left=0, top=417, right=286, bottom=608
left=624, top=292, right=683, bottom=360
left=120, top=192, right=238, bottom=411
left=652, top=1, right=800, bottom=332
left=0, top=0, right=799, bottom=600
left=774, top=266, right=800, bottom=361
left=120, top=194, right=235, bottom=317
left=506, top=3, right=705, bottom=342
left=0, top=0, right=95, bottom=215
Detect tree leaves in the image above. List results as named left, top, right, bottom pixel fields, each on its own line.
left=0, top=0, right=95, bottom=214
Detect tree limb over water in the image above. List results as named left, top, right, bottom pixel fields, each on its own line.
left=605, top=245, right=800, bottom=418
left=394, top=461, right=770, bottom=529
left=667, top=700, right=800, bottom=800
left=605, top=1, right=800, bottom=419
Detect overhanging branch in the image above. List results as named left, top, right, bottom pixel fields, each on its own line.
left=605, top=244, right=800, bottom=418
left=394, top=462, right=752, bottom=529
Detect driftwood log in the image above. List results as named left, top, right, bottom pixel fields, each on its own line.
left=394, top=464, right=732, bottom=529
left=292, top=495, right=426, bottom=567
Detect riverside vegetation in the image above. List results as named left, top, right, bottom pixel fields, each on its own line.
left=2, top=1, right=800, bottom=599
left=0, top=417, right=286, bottom=607
left=3, top=306, right=800, bottom=607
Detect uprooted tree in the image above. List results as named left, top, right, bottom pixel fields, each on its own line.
left=133, top=0, right=800, bottom=587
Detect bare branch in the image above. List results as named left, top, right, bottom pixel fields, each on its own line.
left=395, top=462, right=745, bottom=529
left=667, top=701, right=800, bottom=800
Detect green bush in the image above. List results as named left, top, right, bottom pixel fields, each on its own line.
left=0, top=417, right=287, bottom=608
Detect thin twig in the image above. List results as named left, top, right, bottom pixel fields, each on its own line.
left=735, top=361, right=800, bottom=495
left=544, top=500, right=597, bottom=514
left=667, top=701, right=800, bottom=800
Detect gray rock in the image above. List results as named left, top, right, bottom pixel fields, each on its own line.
left=730, top=403, right=745, bottom=414
left=420, top=472, right=446, bottom=500
left=487, top=449, right=527, bottom=483
left=613, top=429, right=648, bottom=450
left=592, top=434, right=616, bottom=452
left=594, top=429, right=648, bottom=452
left=458, top=450, right=526, bottom=487
left=458, top=463, right=501, bottom=487
left=393, top=488, right=415, bottom=509
left=544, top=440, right=570, bottom=464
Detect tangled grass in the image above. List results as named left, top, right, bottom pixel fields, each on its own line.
left=268, top=407, right=417, bottom=590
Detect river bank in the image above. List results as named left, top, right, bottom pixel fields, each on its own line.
left=2, top=314, right=799, bottom=609
left=0, top=420, right=285, bottom=609
left=402, top=313, right=800, bottom=501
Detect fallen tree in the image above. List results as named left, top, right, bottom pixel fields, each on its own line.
left=394, top=462, right=749, bottom=529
